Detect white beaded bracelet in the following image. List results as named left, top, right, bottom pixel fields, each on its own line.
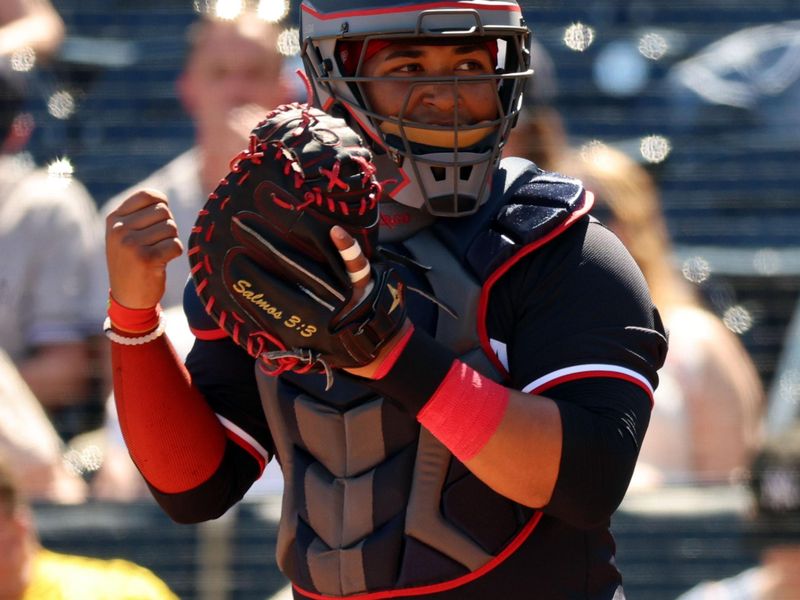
left=103, top=316, right=165, bottom=346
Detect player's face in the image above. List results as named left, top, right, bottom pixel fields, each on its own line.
left=179, top=20, right=288, bottom=138
left=360, top=42, right=498, bottom=127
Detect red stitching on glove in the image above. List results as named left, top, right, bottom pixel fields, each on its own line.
left=272, top=194, right=295, bottom=210
left=319, top=161, right=349, bottom=192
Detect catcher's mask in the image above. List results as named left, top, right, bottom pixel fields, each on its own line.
left=300, top=0, right=532, bottom=216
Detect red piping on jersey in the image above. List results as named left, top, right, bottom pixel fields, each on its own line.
left=292, top=510, right=543, bottom=599
left=190, top=325, right=229, bottom=341
left=532, top=369, right=655, bottom=406
left=301, top=1, right=522, bottom=21
left=477, top=191, right=595, bottom=379
left=224, top=429, right=267, bottom=476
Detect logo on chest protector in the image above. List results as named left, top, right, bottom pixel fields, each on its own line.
left=380, top=212, right=411, bottom=229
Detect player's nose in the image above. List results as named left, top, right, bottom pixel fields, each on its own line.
left=418, top=83, right=459, bottom=114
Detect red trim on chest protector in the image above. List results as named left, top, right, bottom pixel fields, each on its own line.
left=477, top=191, right=594, bottom=379
left=292, top=511, right=543, bottom=600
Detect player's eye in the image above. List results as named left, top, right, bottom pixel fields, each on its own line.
left=455, top=59, right=491, bottom=74
left=392, top=62, right=423, bottom=75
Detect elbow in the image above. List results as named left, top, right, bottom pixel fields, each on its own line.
left=156, top=496, right=231, bottom=525
left=544, top=458, right=633, bottom=530
left=545, top=492, right=623, bottom=531
left=148, top=484, right=236, bottom=525
left=571, top=497, right=624, bottom=530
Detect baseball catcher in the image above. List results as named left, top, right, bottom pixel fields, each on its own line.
left=103, top=1, right=668, bottom=598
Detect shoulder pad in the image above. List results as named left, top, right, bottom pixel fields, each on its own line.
left=468, top=168, right=587, bottom=281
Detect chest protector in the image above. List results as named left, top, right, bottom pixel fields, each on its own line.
left=255, top=158, right=589, bottom=597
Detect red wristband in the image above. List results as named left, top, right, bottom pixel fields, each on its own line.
left=417, top=361, right=510, bottom=462
left=107, top=292, right=161, bottom=333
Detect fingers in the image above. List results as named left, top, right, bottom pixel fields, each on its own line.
left=105, top=189, right=183, bottom=309
left=329, top=226, right=371, bottom=290
left=107, top=190, right=180, bottom=248
left=112, top=188, right=169, bottom=217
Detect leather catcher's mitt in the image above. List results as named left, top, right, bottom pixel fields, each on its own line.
left=188, top=103, right=407, bottom=384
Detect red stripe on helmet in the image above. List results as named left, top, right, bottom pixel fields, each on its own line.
left=302, top=1, right=522, bottom=20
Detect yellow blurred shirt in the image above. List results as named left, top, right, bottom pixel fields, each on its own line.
left=24, top=549, right=179, bottom=600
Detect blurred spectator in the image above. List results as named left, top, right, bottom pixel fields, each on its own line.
left=0, top=63, right=100, bottom=421
left=562, top=144, right=765, bottom=487
left=676, top=422, right=800, bottom=599
left=88, top=11, right=292, bottom=499
left=765, top=297, right=800, bottom=439
left=0, top=347, right=87, bottom=503
left=505, top=40, right=765, bottom=487
left=0, top=0, right=65, bottom=61
left=90, top=11, right=292, bottom=314
left=0, top=458, right=179, bottom=600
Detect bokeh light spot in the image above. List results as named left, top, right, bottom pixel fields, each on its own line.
left=564, top=23, right=595, bottom=52
left=638, top=32, right=669, bottom=61
left=682, top=256, right=711, bottom=284
left=47, top=91, right=76, bottom=120
left=723, top=305, right=754, bottom=335
left=640, top=135, right=672, bottom=163
left=214, top=0, right=244, bottom=20
left=47, top=157, right=75, bottom=189
left=277, top=28, right=301, bottom=57
left=257, top=0, right=289, bottom=22
left=579, top=139, right=609, bottom=164
left=11, top=113, right=35, bottom=139
left=64, top=445, right=104, bottom=476
left=10, top=46, right=36, bottom=72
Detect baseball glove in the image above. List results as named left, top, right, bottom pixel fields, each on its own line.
left=187, top=103, right=407, bottom=386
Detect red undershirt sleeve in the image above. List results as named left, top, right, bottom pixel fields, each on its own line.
left=111, top=336, right=227, bottom=494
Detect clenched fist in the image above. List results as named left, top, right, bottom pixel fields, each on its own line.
left=105, top=189, right=183, bottom=309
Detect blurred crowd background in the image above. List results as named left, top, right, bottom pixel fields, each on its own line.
left=2, top=0, right=800, bottom=598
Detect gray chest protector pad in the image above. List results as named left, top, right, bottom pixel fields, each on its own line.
left=255, top=158, right=588, bottom=596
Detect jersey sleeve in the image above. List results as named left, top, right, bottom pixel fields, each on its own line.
left=487, top=217, right=668, bottom=527
left=488, top=218, right=667, bottom=398
left=183, top=277, right=275, bottom=470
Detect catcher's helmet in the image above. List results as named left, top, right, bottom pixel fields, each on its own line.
left=300, top=0, right=532, bottom=216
